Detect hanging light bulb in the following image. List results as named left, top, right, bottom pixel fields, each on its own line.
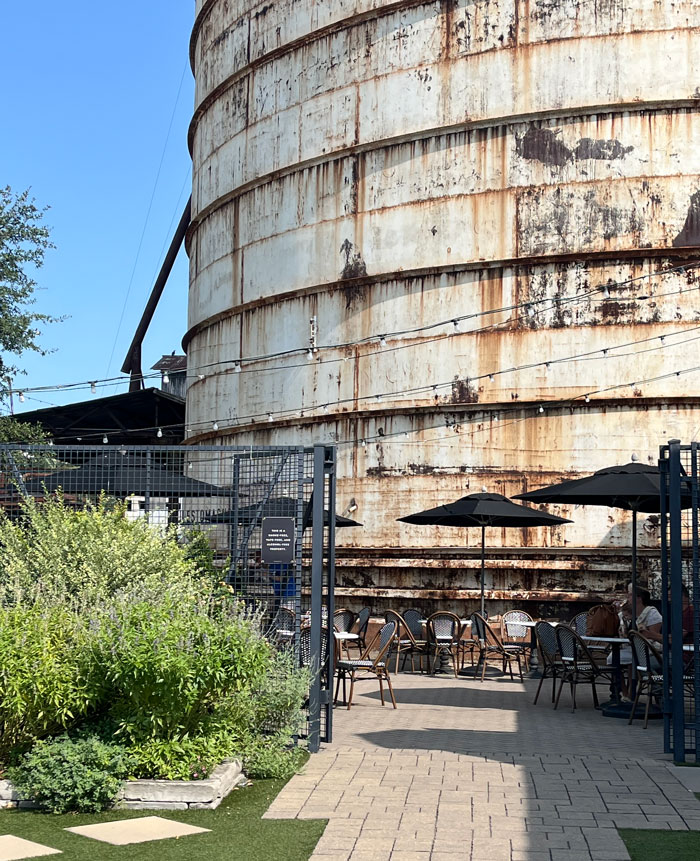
left=157, top=428, right=163, bottom=438
left=538, top=405, right=544, bottom=413
left=188, top=461, right=193, bottom=470
left=602, top=348, right=608, bottom=356
left=323, top=404, right=329, bottom=413
left=102, top=435, right=108, bottom=444
left=162, top=372, right=170, bottom=385
left=234, top=362, right=241, bottom=373
left=545, top=362, right=551, bottom=371
left=307, top=349, right=314, bottom=360
left=494, top=413, right=499, bottom=422
left=268, top=413, right=273, bottom=422
left=659, top=335, right=666, bottom=344
left=488, top=374, right=495, bottom=383
left=631, top=453, right=639, bottom=462
left=379, top=335, right=387, bottom=347
left=375, top=394, right=382, bottom=403
left=90, top=382, right=97, bottom=395
left=360, top=439, right=366, bottom=447
left=585, top=394, right=590, bottom=403
left=527, top=305, right=536, bottom=318
left=602, top=285, right=610, bottom=298
left=213, top=421, right=219, bottom=431
left=198, top=374, right=205, bottom=380
left=452, top=319, right=460, bottom=332
left=18, top=392, right=24, bottom=403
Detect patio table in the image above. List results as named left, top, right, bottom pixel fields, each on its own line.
left=582, top=635, right=629, bottom=717
left=333, top=630, right=359, bottom=660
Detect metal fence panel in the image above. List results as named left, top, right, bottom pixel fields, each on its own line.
left=0, top=443, right=335, bottom=748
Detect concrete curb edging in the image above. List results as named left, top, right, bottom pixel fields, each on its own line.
left=0, top=759, right=245, bottom=811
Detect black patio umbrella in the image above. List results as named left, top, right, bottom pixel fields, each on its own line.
left=23, top=453, right=229, bottom=498
left=398, top=492, right=571, bottom=616
left=513, top=461, right=691, bottom=626
left=202, top=496, right=362, bottom=529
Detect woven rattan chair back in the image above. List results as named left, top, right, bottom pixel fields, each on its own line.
left=502, top=610, right=533, bottom=640
left=402, top=609, right=425, bottom=640
left=334, top=608, right=356, bottom=634
left=471, top=612, right=487, bottom=642
left=299, top=625, right=329, bottom=668
left=570, top=612, right=588, bottom=637
left=354, top=607, right=370, bottom=636
left=427, top=612, right=461, bottom=643
left=374, top=620, right=399, bottom=666
left=629, top=630, right=662, bottom=673
left=535, top=621, right=558, bottom=665
left=556, top=624, right=596, bottom=670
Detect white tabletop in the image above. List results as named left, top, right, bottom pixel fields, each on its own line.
left=334, top=631, right=359, bottom=640
left=419, top=619, right=470, bottom=625
left=581, top=636, right=628, bottom=644
left=683, top=644, right=695, bottom=652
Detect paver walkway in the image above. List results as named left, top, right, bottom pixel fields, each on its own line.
left=264, top=672, right=700, bottom=860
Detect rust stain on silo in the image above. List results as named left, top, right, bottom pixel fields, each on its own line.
left=186, top=0, right=700, bottom=612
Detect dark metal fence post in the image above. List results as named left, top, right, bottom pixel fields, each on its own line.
left=308, top=445, right=325, bottom=753
left=668, top=440, right=685, bottom=761
left=324, top=445, right=337, bottom=744
left=692, top=442, right=700, bottom=762
left=659, top=446, right=671, bottom=754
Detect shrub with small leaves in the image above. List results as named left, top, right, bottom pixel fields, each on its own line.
left=9, top=735, right=134, bottom=814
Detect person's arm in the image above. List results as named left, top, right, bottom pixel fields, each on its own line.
left=640, top=622, right=662, bottom=643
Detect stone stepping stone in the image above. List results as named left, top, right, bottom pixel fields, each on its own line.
left=0, top=835, right=61, bottom=860
left=64, top=816, right=210, bottom=845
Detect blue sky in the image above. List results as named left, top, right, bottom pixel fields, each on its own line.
left=3, top=2, right=195, bottom=411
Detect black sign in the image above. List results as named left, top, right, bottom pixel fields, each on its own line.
left=261, top=517, right=296, bottom=564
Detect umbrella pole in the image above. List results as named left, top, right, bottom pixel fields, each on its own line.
left=480, top=525, right=486, bottom=618
left=630, top=509, right=638, bottom=631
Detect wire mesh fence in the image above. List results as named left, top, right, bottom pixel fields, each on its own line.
left=659, top=440, right=700, bottom=761
left=0, top=443, right=336, bottom=749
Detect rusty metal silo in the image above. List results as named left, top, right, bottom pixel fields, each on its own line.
left=186, top=1, right=700, bottom=614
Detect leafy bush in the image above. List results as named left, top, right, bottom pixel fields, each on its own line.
left=0, top=604, right=98, bottom=760
left=9, top=735, right=133, bottom=813
left=0, top=494, right=309, bottom=787
left=0, top=494, right=199, bottom=605
left=90, top=587, right=271, bottom=744
left=127, top=732, right=237, bottom=781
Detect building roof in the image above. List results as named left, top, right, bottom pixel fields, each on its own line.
left=151, top=354, right=187, bottom=372
left=15, top=387, right=185, bottom=446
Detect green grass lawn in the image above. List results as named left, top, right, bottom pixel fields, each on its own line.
left=0, top=776, right=326, bottom=860
left=619, top=794, right=700, bottom=860
left=619, top=828, right=700, bottom=860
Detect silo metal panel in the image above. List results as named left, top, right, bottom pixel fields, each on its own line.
left=187, top=0, right=700, bottom=610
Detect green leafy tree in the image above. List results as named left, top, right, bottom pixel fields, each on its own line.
left=0, top=416, right=48, bottom=443
left=0, top=186, right=57, bottom=388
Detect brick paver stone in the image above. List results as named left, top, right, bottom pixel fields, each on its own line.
left=263, top=674, right=700, bottom=859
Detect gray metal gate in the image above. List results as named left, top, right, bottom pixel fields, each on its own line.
left=0, top=442, right=336, bottom=750
left=659, top=440, right=699, bottom=761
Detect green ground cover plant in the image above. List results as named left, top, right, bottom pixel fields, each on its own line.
left=0, top=495, right=309, bottom=811
left=0, top=768, right=326, bottom=860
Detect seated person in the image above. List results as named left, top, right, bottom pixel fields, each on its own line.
left=608, top=586, right=662, bottom=692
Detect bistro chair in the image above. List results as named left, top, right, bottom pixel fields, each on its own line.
left=270, top=606, right=296, bottom=648
left=628, top=631, right=666, bottom=728
left=533, top=621, right=562, bottom=705
left=426, top=612, right=463, bottom=677
left=385, top=609, right=427, bottom=673
left=473, top=613, right=526, bottom=681
left=334, top=620, right=398, bottom=710
left=350, top=606, right=371, bottom=654
left=501, top=609, right=534, bottom=669
left=300, top=624, right=334, bottom=703
left=459, top=612, right=482, bottom=670
left=570, top=611, right=588, bottom=636
left=333, top=608, right=358, bottom=660
left=555, top=624, right=614, bottom=712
